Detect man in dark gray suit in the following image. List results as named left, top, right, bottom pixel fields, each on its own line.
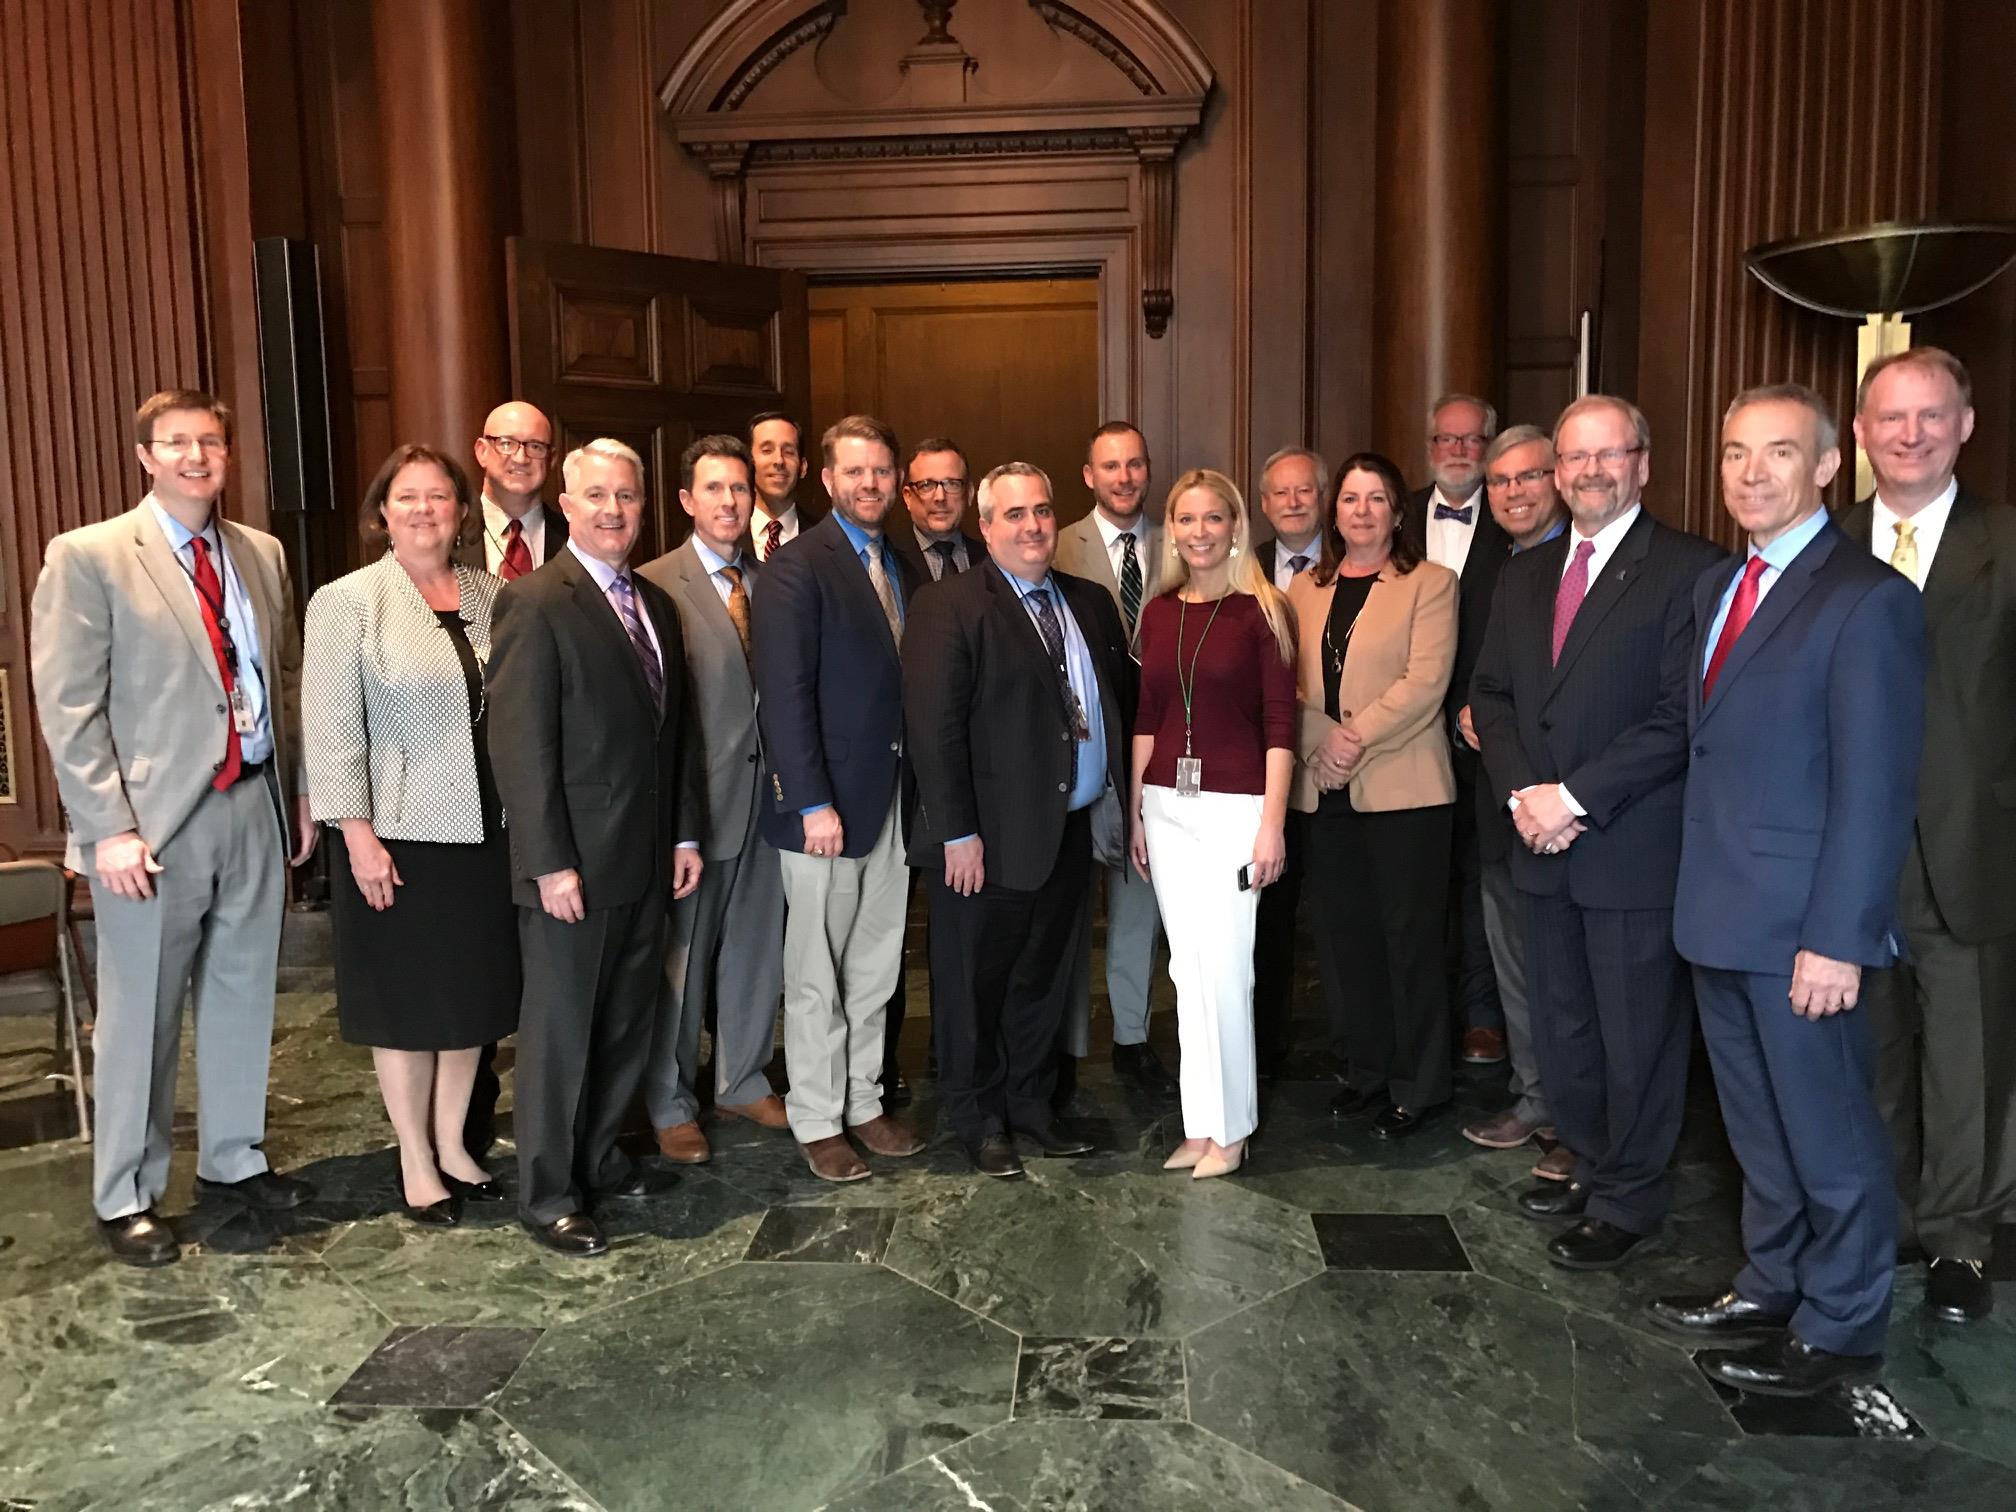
left=639, top=436, right=787, bottom=1167
left=1842, top=348, right=2016, bottom=1325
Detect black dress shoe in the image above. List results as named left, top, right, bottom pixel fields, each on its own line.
left=402, top=1196, right=462, bottom=1228
left=95, top=1210, right=179, bottom=1267
left=965, top=1135, right=1026, bottom=1179
left=1547, top=1218, right=1658, bottom=1271
left=594, top=1166, right=677, bottom=1201
left=884, top=1073, right=914, bottom=1109
left=1112, top=1041, right=1178, bottom=1093
left=1330, top=1085, right=1390, bottom=1120
left=1518, top=1180, right=1590, bottom=1219
left=1370, top=1103, right=1446, bottom=1140
left=524, top=1213, right=609, bottom=1257
left=1700, top=1334, right=1882, bottom=1397
left=195, top=1169, right=313, bottom=1211
left=1927, top=1257, right=1993, bottom=1323
left=1015, top=1123, right=1096, bottom=1157
left=1647, top=1290, right=1794, bottom=1342
left=444, top=1174, right=505, bottom=1203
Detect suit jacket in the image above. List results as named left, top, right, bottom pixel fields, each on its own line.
left=885, top=524, right=983, bottom=587
left=1469, top=511, right=1724, bottom=908
left=750, top=514, right=921, bottom=857
left=30, top=500, right=303, bottom=870
left=1285, top=562, right=1459, bottom=814
left=1054, top=512, right=1162, bottom=642
left=301, top=553, right=501, bottom=844
left=638, top=538, right=762, bottom=860
left=1447, top=509, right=1517, bottom=723
left=455, top=504, right=568, bottom=573
left=1835, top=489, right=2016, bottom=943
left=902, top=561, right=1136, bottom=890
left=486, top=546, right=687, bottom=910
left=1404, top=484, right=1505, bottom=573
left=1673, top=520, right=1926, bottom=971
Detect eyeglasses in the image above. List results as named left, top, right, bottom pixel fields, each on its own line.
left=1486, top=467, right=1552, bottom=490
left=149, top=435, right=228, bottom=455
left=1430, top=432, right=1490, bottom=451
left=483, top=436, right=553, bottom=459
left=1557, top=446, right=1644, bottom=469
left=905, top=477, right=968, bottom=498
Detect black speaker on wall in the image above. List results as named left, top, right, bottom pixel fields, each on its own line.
left=253, top=237, right=341, bottom=601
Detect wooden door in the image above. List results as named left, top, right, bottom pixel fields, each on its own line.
left=809, top=277, right=1101, bottom=526
left=508, top=239, right=811, bottom=562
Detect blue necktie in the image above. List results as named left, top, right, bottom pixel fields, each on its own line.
left=1434, top=502, right=1473, bottom=524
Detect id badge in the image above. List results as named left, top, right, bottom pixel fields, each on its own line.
left=229, top=683, right=257, bottom=735
left=1174, top=756, right=1203, bottom=796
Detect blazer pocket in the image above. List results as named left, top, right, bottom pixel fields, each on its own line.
left=127, top=756, right=152, bottom=788
left=566, top=781, right=613, bottom=810
left=1749, top=824, right=1822, bottom=860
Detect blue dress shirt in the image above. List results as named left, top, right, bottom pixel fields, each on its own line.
left=1702, top=507, right=1829, bottom=675
left=149, top=497, right=272, bottom=765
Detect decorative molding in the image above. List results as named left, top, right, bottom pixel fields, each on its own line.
left=1030, top=1, right=1154, bottom=95
left=692, top=142, right=754, bottom=263
left=0, top=670, right=16, bottom=805
left=1127, top=126, right=1184, bottom=339
left=716, top=4, right=844, bottom=113
left=750, top=129, right=1134, bottom=164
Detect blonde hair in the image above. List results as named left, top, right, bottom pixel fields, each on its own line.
left=1158, top=468, right=1295, bottom=664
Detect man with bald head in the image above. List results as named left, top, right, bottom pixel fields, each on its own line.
left=468, top=401, right=565, bottom=580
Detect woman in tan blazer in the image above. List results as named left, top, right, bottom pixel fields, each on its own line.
left=1287, top=451, right=1458, bottom=1139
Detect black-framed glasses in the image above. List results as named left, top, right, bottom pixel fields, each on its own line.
left=905, top=477, right=969, bottom=497
left=483, top=435, right=553, bottom=459
left=1557, top=446, right=1644, bottom=469
left=1430, top=432, right=1490, bottom=450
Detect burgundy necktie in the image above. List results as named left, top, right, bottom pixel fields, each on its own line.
left=764, top=519, right=784, bottom=559
left=1550, top=539, right=1595, bottom=664
left=500, top=519, right=532, bottom=580
left=1702, top=556, right=1769, bottom=699
left=188, top=537, right=242, bottom=790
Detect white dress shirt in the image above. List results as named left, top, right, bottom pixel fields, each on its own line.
left=1424, top=485, right=1484, bottom=578
left=1091, top=507, right=1149, bottom=583
left=1537, top=503, right=1641, bottom=820
left=751, top=502, right=801, bottom=561
left=480, top=495, right=548, bottom=575
left=1270, top=534, right=1321, bottom=593
left=1871, top=478, right=1958, bottom=590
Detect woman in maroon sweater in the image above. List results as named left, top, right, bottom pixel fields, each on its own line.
left=1128, top=468, right=1297, bottom=1178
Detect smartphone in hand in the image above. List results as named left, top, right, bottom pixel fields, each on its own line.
left=1236, top=863, right=1254, bottom=891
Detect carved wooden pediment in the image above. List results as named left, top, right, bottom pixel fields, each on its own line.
left=660, top=0, right=1213, bottom=337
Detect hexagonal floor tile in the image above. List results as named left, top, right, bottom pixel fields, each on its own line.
left=1653, top=1439, right=2016, bottom=1511
left=1879, top=1269, right=2016, bottom=1470
left=1187, top=1269, right=1738, bottom=1510
left=496, top=1263, right=1016, bottom=1511
left=881, top=1164, right=1325, bottom=1338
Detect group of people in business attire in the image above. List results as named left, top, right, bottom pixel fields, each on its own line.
left=28, top=342, right=2011, bottom=1400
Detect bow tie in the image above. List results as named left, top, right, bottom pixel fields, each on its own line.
left=1434, top=502, right=1474, bottom=524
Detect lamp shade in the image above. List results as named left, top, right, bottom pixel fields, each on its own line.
left=1745, top=221, right=2016, bottom=319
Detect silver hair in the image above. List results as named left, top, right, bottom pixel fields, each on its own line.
left=1723, top=383, right=1840, bottom=455
left=1553, top=394, right=1651, bottom=453
left=562, top=437, right=645, bottom=494
left=1428, top=392, right=1499, bottom=438
left=1259, top=445, right=1330, bottom=501
left=976, top=460, right=1053, bottom=524
left=1484, top=424, right=1553, bottom=469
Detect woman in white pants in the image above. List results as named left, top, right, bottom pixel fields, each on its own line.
left=1128, top=469, right=1297, bottom=1179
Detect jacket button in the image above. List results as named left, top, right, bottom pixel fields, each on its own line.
left=1692, top=745, right=1707, bottom=757
left=747, top=753, right=757, bottom=763
left=213, top=760, right=225, bottom=772
left=889, top=741, right=900, bottom=752
left=216, top=704, right=227, bottom=715
left=1058, top=782, right=1068, bottom=793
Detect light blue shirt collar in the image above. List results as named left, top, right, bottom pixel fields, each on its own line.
left=691, top=534, right=743, bottom=578
left=147, top=494, right=218, bottom=554
left=1749, top=506, right=1829, bottom=572
left=1513, top=518, right=1568, bottom=554
left=568, top=537, right=632, bottom=593
left=832, top=511, right=881, bottom=558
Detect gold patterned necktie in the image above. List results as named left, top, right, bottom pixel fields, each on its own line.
left=719, top=562, right=752, bottom=655
left=866, top=538, right=903, bottom=646
left=1891, top=519, right=1919, bottom=586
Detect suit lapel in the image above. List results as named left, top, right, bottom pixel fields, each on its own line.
left=675, top=542, right=755, bottom=693
left=218, top=523, right=282, bottom=689
left=564, top=551, right=658, bottom=716
left=988, top=563, right=1075, bottom=722
left=1920, top=490, right=1992, bottom=630
left=820, top=520, right=900, bottom=662
left=1548, top=513, right=1653, bottom=693
left=131, top=504, right=226, bottom=690
left=1698, top=525, right=1838, bottom=726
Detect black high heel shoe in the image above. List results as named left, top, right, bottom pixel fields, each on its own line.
left=444, top=1173, right=505, bottom=1203
left=402, top=1194, right=464, bottom=1227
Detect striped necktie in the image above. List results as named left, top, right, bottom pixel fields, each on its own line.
left=608, top=574, right=663, bottom=708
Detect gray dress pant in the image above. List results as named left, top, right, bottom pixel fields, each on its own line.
left=1065, top=860, right=1161, bottom=1054
left=88, top=771, right=285, bottom=1219
left=1480, top=855, right=1549, bottom=1126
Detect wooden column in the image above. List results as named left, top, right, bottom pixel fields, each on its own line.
left=1371, top=0, right=1502, bottom=467
left=371, top=0, right=508, bottom=453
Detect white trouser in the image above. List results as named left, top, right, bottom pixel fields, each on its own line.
left=1142, top=785, right=1261, bottom=1145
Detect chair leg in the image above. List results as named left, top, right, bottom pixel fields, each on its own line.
left=56, top=932, right=92, bottom=1144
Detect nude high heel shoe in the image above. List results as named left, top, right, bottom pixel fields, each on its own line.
left=1163, top=1138, right=1209, bottom=1171
left=1192, top=1139, right=1247, bottom=1180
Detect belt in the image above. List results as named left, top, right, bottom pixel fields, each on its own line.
left=231, top=759, right=269, bottom=787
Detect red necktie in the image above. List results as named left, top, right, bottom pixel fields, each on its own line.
left=1550, top=539, right=1594, bottom=664
left=500, top=519, right=533, bottom=580
left=188, top=537, right=243, bottom=791
left=764, top=519, right=784, bottom=559
left=1702, top=556, right=1769, bottom=700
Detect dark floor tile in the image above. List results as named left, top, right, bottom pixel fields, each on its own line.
left=1655, top=1439, right=2016, bottom=1511
left=331, top=1324, right=543, bottom=1408
left=744, top=1205, right=894, bottom=1263
left=1701, top=1369, right=1925, bottom=1439
left=1014, top=1336, right=1186, bottom=1421
left=1989, top=1226, right=2016, bottom=1282
left=1312, top=1213, right=1472, bottom=1273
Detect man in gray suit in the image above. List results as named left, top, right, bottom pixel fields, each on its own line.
left=31, top=388, right=319, bottom=1266
left=639, top=436, right=788, bottom=1166
left=1051, top=421, right=1174, bottom=1095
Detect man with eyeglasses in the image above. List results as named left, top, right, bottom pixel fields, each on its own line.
left=469, top=401, right=563, bottom=580
left=1471, top=394, right=1723, bottom=1273
left=31, top=388, right=320, bottom=1266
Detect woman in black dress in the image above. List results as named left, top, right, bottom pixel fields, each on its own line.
left=303, top=444, right=518, bottom=1224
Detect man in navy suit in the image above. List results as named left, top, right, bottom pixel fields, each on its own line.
left=1652, top=383, right=1926, bottom=1397
left=752, top=414, right=928, bottom=1183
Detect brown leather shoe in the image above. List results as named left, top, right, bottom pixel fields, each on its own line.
left=655, top=1121, right=711, bottom=1164
left=1461, top=1028, right=1508, bottom=1064
left=1532, top=1143, right=1578, bottom=1181
left=801, top=1135, right=871, bottom=1183
left=1463, top=1107, right=1544, bottom=1150
left=716, top=1094, right=789, bottom=1130
left=848, top=1114, right=926, bottom=1158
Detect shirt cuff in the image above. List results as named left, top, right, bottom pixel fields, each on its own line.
left=946, top=833, right=979, bottom=847
left=798, top=804, right=833, bottom=817
left=676, top=840, right=700, bottom=850
left=1559, top=786, right=1587, bottom=817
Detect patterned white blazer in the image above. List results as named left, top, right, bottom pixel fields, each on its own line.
left=302, top=552, right=501, bottom=843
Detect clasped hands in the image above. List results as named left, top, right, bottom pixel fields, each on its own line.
left=1511, top=783, right=1587, bottom=855
left=1309, top=723, right=1363, bottom=792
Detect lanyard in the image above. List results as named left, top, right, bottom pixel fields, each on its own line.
left=1175, top=592, right=1229, bottom=757
left=174, top=532, right=241, bottom=676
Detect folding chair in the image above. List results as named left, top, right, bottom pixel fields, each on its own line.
left=0, top=860, right=94, bottom=1142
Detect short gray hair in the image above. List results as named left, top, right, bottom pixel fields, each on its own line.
left=563, top=437, right=645, bottom=493
left=1484, top=424, right=1552, bottom=470
left=1553, top=394, right=1651, bottom=453
left=1723, top=383, right=1839, bottom=454
left=1428, top=392, right=1499, bottom=438
left=976, top=460, right=1053, bottom=524
left=1259, top=446, right=1330, bottom=500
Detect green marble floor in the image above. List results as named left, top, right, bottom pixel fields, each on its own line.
left=2, top=970, right=2013, bottom=1511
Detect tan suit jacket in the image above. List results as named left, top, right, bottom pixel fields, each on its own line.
left=1054, top=511, right=1162, bottom=643
left=1286, top=562, right=1457, bottom=814
left=30, top=500, right=303, bottom=870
